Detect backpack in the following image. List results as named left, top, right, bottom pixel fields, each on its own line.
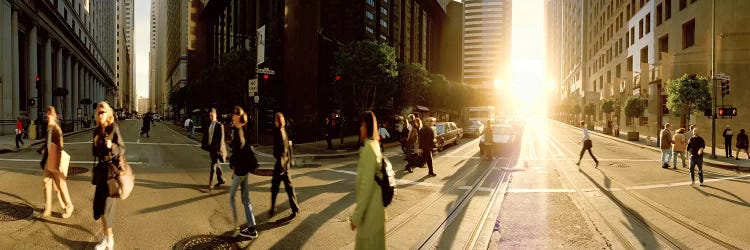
left=375, top=156, right=396, bottom=207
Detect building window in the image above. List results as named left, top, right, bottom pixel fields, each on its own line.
left=380, top=19, right=387, bottom=28
left=366, top=27, right=374, bottom=33
left=627, top=56, right=633, bottom=71
left=656, top=4, right=663, bottom=26
left=366, top=11, right=374, bottom=20
left=682, top=19, right=695, bottom=49
left=625, top=32, right=629, bottom=48
left=366, top=0, right=374, bottom=6
left=631, top=27, right=635, bottom=44
left=640, top=46, right=648, bottom=63
left=645, top=14, right=650, bottom=34
left=639, top=19, right=644, bottom=38
left=380, top=34, right=387, bottom=40
left=659, top=35, right=668, bottom=59
left=616, top=64, right=621, bottom=77
left=679, top=0, right=687, bottom=10
left=665, top=0, right=672, bottom=20
left=381, top=7, right=387, bottom=15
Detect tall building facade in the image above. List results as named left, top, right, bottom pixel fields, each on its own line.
left=0, top=0, right=115, bottom=135
left=462, top=0, right=511, bottom=91
left=116, top=0, right=134, bottom=112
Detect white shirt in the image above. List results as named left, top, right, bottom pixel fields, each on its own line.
left=184, top=119, right=191, bottom=127
left=378, top=127, right=390, bottom=139
left=208, top=121, right=217, bottom=143
left=581, top=127, right=590, bottom=142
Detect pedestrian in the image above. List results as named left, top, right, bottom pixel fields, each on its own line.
left=22, top=114, right=30, bottom=139
left=735, top=129, right=749, bottom=160
left=202, top=108, right=227, bottom=191
left=482, top=119, right=494, bottom=160
left=404, top=118, right=422, bottom=173
left=15, top=117, right=24, bottom=148
left=723, top=125, right=733, bottom=158
left=40, top=107, right=74, bottom=219
left=404, top=115, right=418, bottom=160
left=686, top=128, right=706, bottom=186
left=325, top=114, right=334, bottom=150
left=378, top=123, right=391, bottom=153
left=687, top=124, right=695, bottom=141
left=91, top=102, right=123, bottom=250
left=269, top=112, right=300, bottom=218
left=184, top=117, right=194, bottom=138
left=350, top=111, right=385, bottom=249
left=672, top=128, right=687, bottom=168
left=576, top=121, right=599, bottom=167
left=660, top=123, right=673, bottom=168
left=418, top=117, right=438, bottom=177
left=228, top=106, right=259, bottom=239
left=140, top=113, right=153, bottom=137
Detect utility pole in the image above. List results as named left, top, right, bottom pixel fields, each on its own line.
left=711, top=0, right=717, bottom=158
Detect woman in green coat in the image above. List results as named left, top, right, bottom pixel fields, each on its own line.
left=350, top=111, right=385, bottom=249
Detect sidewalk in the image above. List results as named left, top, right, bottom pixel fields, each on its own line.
left=162, top=122, right=400, bottom=159
left=0, top=127, right=95, bottom=154
left=557, top=120, right=750, bottom=171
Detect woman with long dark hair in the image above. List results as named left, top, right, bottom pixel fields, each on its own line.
left=350, top=111, right=385, bottom=249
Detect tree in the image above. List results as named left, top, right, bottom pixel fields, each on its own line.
left=666, top=74, right=712, bottom=127
left=600, top=99, right=615, bottom=125
left=397, top=63, right=430, bottom=112
left=573, top=104, right=582, bottom=120
left=623, top=96, right=645, bottom=132
left=428, top=73, right=450, bottom=108
left=584, top=103, right=596, bottom=122
left=333, top=41, right=399, bottom=114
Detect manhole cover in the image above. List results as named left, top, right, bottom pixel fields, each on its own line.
left=173, top=235, right=238, bottom=250
left=608, top=163, right=630, bottom=168
left=0, top=201, right=33, bottom=221
left=67, top=167, right=89, bottom=176
left=252, top=169, right=274, bottom=176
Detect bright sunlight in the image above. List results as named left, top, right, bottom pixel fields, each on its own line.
left=502, top=0, right=549, bottom=117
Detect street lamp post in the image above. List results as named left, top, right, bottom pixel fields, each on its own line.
left=711, top=0, right=717, bottom=158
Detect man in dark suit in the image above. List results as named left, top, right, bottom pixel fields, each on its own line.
left=419, top=117, right=438, bottom=177
left=202, top=108, right=227, bottom=191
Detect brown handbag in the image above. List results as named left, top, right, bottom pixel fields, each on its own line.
left=107, top=159, right=134, bottom=199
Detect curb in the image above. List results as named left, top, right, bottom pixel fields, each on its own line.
left=554, top=120, right=750, bottom=172
left=0, top=127, right=96, bottom=154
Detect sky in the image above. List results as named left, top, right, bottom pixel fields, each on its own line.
left=134, top=0, right=150, bottom=98
left=507, top=0, right=547, bottom=115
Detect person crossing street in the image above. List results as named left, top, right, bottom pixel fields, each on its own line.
left=660, top=123, right=673, bottom=168
left=576, top=121, right=599, bottom=167
left=202, top=108, right=227, bottom=191
left=687, top=128, right=706, bottom=186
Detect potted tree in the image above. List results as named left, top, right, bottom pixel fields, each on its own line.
left=600, top=99, right=615, bottom=135
left=573, top=104, right=582, bottom=124
left=623, top=96, right=645, bottom=141
left=584, top=103, right=596, bottom=130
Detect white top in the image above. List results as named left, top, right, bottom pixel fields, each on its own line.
left=378, top=127, right=390, bottom=139
left=184, top=118, right=192, bottom=127
left=581, top=127, right=590, bottom=142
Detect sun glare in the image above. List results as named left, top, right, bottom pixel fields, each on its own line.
left=504, top=0, right=547, bottom=117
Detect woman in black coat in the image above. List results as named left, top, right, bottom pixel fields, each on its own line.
left=736, top=129, right=749, bottom=160
left=91, top=102, right=125, bottom=250
left=270, top=112, right=300, bottom=218
left=228, top=106, right=260, bottom=239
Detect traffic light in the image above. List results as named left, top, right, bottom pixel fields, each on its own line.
left=661, top=95, right=669, bottom=115
left=718, top=107, right=736, bottom=118
left=335, top=75, right=341, bottom=81
left=721, top=80, right=730, bottom=95
left=718, top=107, right=726, bottom=117
left=35, top=76, right=41, bottom=90
left=263, top=74, right=269, bottom=80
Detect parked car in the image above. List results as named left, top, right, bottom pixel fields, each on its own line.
left=464, top=120, right=485, bottom=137
left=479, top=124, right=520, bottom=157
left=434, top=122, right=463, bottom=151
left=152, top=113, right=161, bottom=122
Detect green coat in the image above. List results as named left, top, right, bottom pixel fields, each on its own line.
left=352, top=139, right=385, bottom=250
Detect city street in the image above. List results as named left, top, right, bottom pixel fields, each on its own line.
left=2, top=118, right=750, bottom=249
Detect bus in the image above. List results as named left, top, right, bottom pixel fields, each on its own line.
left=463, top=106, right=496, bottom=123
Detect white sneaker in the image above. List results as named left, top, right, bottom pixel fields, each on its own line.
left=94, top=238, right=108, bottom=250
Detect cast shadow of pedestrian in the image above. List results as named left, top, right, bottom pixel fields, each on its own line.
left=134, top=190, right=228, bottom=215
left=134, top=178, right=209, bottom=193
left=692, top=185, right=750, bottom=208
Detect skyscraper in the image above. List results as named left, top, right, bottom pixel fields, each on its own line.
left=462, top=0, right=512, bottom=91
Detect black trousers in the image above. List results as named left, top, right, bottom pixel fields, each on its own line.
left=326, top=132, right=333, bottom=149
left=725, top=137, right=733, bottom=157
left=209, top=155, right=225, bottom=186
left=15, top=133, right=23, bottom=148
left=271, top=165, right=299, bottom=213
left=578, top=140, right=598, bottom=163
left=423, top=149, right=435, bottom=174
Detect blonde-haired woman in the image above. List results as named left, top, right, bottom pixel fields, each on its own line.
left=41, top=106, right=74, bottom=218
left=91, top=102, right=125, bottom=250
left=350, top=111, right=385, bottom=249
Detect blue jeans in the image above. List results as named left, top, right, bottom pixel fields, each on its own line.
left=673, top=151, right=686, bottom=167
left=689, top=157, right=704, bottom=183
left=661, top=148, right=673, bottom=165
left=229, top=174, right=256, bottom=228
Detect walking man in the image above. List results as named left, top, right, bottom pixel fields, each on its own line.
left=418, top=117, right=437, bottom=177
left=576, top=121, right=599, bottom=167
left=201, top=108, right=227, bottom=191
left=723, top=125, right=733, bottom=158
left=660, top=123, right=673, bottom=168
left=184, top=117, right=194, bottom=138
left=15, top=117, right=24, bottom=148
left=686, top=128, right=706, bottom=186
left=270, top=112, right=300, bottom=218
left=140, top=113, right=154, bottom=137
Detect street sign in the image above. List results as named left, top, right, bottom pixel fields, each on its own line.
left=257, top=67, right=276, bottom=75
left=257, top=25, right=265, bottom=66
left=248, top=79, right=258, bottom=95
left=254, top=96, right=260, bottom=103
left=714, top=73, right=730, bottom=81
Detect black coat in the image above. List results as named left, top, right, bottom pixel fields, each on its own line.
left=418, top=126, right=436, bottom=150
left=91, top=123, right=125, bottom=220
left=202, top=121, right=227, bottom=160
left=229, top=125, right=258, bottom=176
